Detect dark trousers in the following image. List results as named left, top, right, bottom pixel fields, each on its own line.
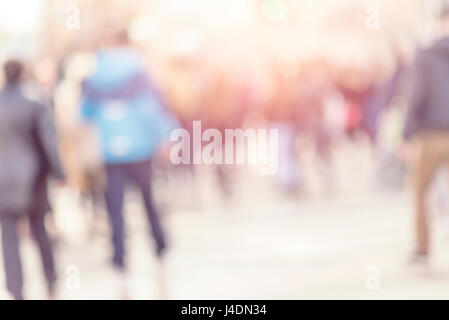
left=105, top=160, right=166, bottom=270
left=0, top=208, right=56, bottom=299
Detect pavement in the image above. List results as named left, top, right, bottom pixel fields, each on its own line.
left=1, top=140, right=449, bottom=300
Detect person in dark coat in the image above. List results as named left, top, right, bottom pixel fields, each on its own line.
left=0, top=59, right=64, bottom=299
left=404, top=6, right=449, bottom=264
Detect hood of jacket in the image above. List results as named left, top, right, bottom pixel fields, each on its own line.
left=86, top=48, right=145, bottom=91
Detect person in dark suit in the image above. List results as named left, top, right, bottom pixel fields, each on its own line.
left=0, top=59, right=64, bottom=299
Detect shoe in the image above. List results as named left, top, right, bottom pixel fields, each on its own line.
left=112, top=256, right=125, bottom=271
left=408, top=252, right=428, bottom=265
left=47, top=281, right=57, bottom=300
left=13, top=293, right=24, bottom=300
left=156, top=241, right=167, bottom=260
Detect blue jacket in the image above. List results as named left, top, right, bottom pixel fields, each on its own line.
left=81, top=48, right=178, bottom=164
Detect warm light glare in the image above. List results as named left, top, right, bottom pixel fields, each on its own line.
left=0, top=0, right=44, bottom=35
left=261, top=0, right=289, bottom=21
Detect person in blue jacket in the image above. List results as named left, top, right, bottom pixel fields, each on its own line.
left=80, top=31, right=178, bottom=272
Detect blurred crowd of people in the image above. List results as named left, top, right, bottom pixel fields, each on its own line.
left=2, top=2, right=449, bottom=300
